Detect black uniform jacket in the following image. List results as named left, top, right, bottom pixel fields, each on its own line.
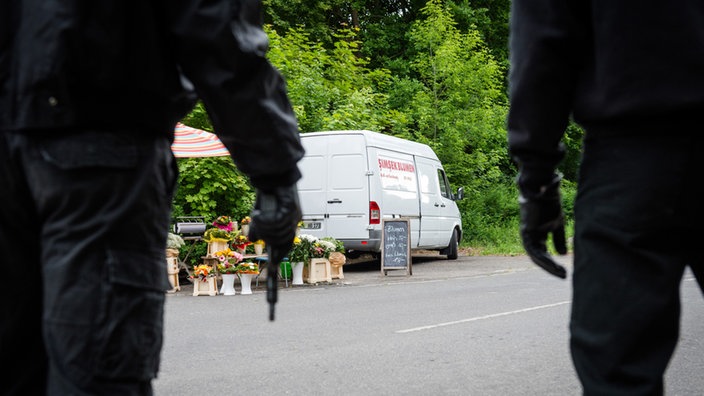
left=0, top=0, right=303, bottom=189
left=507, top=0, right=704, bottom=191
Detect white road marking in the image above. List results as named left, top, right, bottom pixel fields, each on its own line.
left=396, top=301, right=571, bottom=334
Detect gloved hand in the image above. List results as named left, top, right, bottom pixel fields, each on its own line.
left=249, top=184, right=301, bottom=320
left=248, top=184, right=302, bottom=254
left=518, top=175, right=568, bottom=279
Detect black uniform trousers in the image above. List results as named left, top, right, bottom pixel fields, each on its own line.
left=571, top=134, right=704, bottom=395
left=0, top=130, right=176, bottom=396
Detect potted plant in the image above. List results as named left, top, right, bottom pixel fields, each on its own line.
left=288, top=234, right=316, bottom=285
left=236, top=262, right=259, bottom=275
left=233, top=233, right=251, bottom=254
left=166, top=232, right=185, bottom=257
left=252, top=239, right=265, bottom=255
left=214, top=248, right=244, bottom=296
left=306, top=236, right=335, bottom=283
left=203, top=215, right=235, bottom=256
left=311, top=238, right=337, bottom=259
left=240, top=216, right=251, bottom=237
left=236, top=261, right=259, bottom=295
left=191, top=264, right=217, bottom=296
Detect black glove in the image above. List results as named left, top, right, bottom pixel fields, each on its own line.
left=519, top=176, right=568, bottom=279
left=248, top=184, right=302, bottom=252
left=249, top=184, right=302, bottom=321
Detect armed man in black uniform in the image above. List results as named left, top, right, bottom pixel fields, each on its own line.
left=508, top=1, right=704, bottom=394
left=0, top=0, right=302, bottom=395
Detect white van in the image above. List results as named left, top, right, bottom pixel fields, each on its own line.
left=296, top=130, right=464, bottom=259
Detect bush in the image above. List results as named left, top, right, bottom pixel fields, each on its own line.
left=460, top=180, right=575, bottom=255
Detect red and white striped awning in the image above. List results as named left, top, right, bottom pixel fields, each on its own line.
left=171, top=123, right=230, bottom=158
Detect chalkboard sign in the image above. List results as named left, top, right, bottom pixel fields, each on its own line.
left=381, top=219, right=412, bottom=276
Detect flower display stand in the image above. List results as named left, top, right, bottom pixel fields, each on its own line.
left=291, top=262, right=305, bottom=285
left=239, top=273, right=255, bottom=294
left=165, top=248, right=181, bottom=292
left=207, top=240, right=228, bottom=257
left=220, top=274, right=237, bottom=295
left=303, top=258, right=332, bottom=284
left=166, top=257, right=181, bottom=292
left=192, top=277, right=218, bottom=296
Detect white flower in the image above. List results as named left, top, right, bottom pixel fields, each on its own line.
left=318, top=240, right=336, bottom=252
left=299, top=234, right=318, bottom=243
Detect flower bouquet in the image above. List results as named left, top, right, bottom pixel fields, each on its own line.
left=214, top=215, right=235, bottom=231
left=252, top=239, right=265, bottom=255
left=214, top=248, right=244, bottom=274
left=288, top=234, right=316, bottom=263
left=166, top=232, right=184, bottom=258
left=240, top=216, right=251, bottom=237
left=191, top=263, right=218, bottom=296
left=233, top=233, right=251, bottom=253
left=192, top=264, right=214, bottom=281
left=311, top=239, right=337, bottom=259
left=236, top=261, right=259, bottom=275
left=203, top=215, right=235, bottom=243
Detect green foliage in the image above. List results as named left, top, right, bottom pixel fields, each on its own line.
left=560, top=122, right=584, bottom=182
left=181, top=243, right=207, bottom=268
left=460, top=180, right=576, bottom=255
left=321, top=236, right=346, bottom=253
left=202, top=228, right=234, bottom=242
left=179, top=102, right=211, bottom=131
left=266, top=26, right=397, bottom=133
left=399, top=0, right=510, bottom=199
left=171, top=157, right=255, bottom=225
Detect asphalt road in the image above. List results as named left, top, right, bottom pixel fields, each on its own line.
left=153, top=253, right=704, bottom=395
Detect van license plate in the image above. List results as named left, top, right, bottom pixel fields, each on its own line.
left=302, top=222, right=321, bottom=230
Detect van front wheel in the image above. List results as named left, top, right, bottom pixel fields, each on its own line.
left=443, top=229, right=458, bottom=260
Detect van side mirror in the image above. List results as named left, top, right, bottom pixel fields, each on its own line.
left=454, top=187, right=464, bottom=201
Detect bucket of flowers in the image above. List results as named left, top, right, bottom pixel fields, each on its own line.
left=214, top=248, right=244, bottom=295
left=240, top=216, right=251, bottom=237
left=311, top=238, right=337, bottom=259
left=252, top=239, right=266, bottom=255
left=233, top=233, right=251, bottom=254
left=289, top=234, right=315, bottom=264
left=192, top=264, right=214, bottom=281
left=203, top=215, right=235, bottom=256
left=236, top=262, right=259, bottom=275
left=287, top=234, right=315, bottom=285
left=191, top=264, right=218, bottom=296
left=236, top=261, right=259, bottom=295
left=214, top=248, right=244, bottom=274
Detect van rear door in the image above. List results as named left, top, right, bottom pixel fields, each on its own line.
left=325, top=134, right=369, bottom=239
left=297, top=134, right=369, bottom=240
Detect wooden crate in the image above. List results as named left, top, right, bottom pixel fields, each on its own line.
left=303, top=258, right=332, bottom=284
left=192, top=277, right=218, bottom=296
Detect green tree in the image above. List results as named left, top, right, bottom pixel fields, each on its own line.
left=266, top=26, right=397, bottom=133
left=402, top=0, right=509, bottom=193
left=171, top=156, right=255, bottom=225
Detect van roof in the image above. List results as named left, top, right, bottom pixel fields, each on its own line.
left=301, top=130, right=439, bottom=160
